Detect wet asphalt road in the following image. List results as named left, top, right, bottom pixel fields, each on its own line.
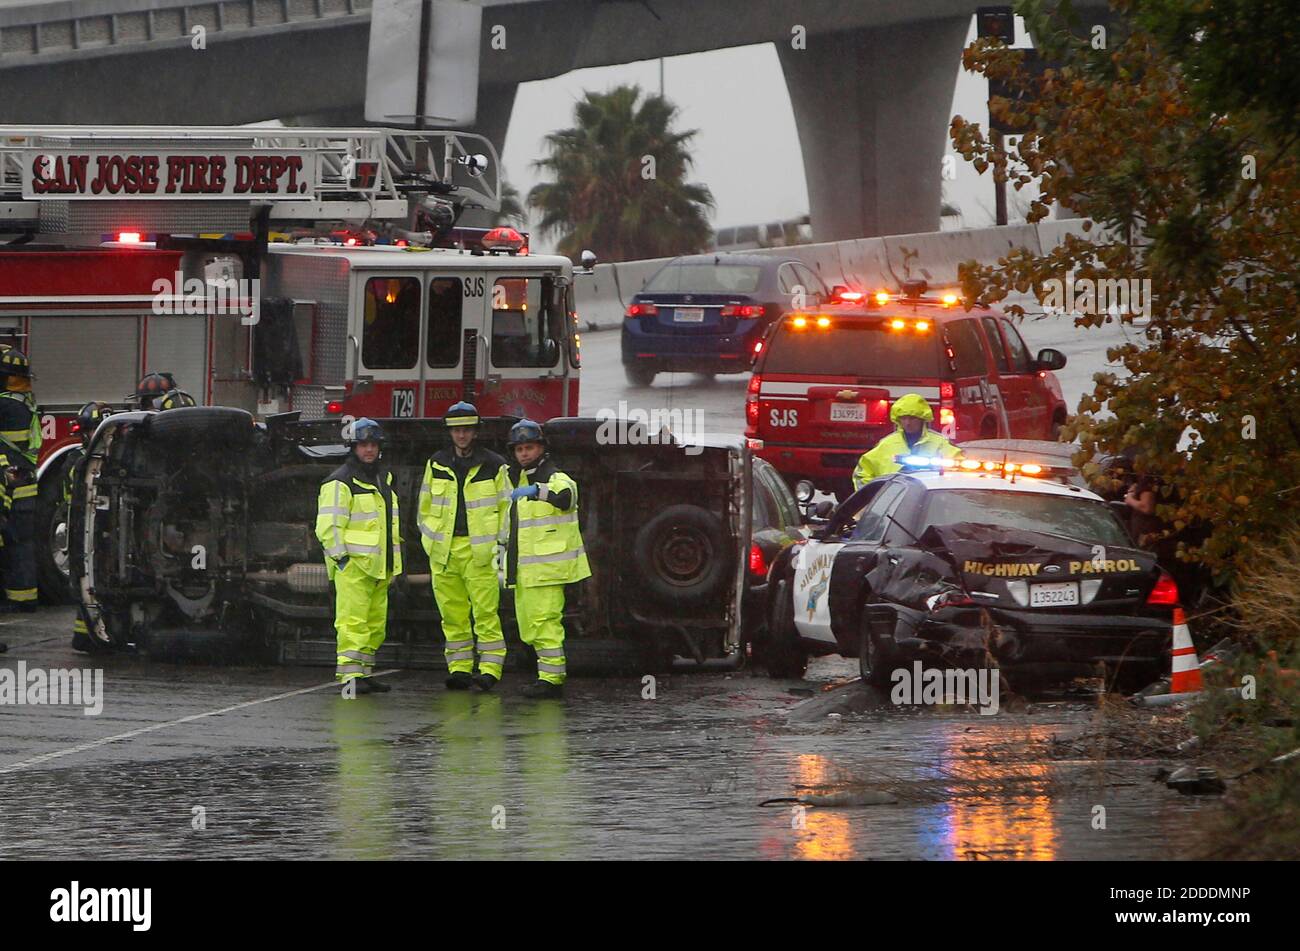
left=1, top=607, right=1213, bottom=860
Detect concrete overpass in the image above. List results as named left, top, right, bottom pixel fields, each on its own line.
left=0, top=0, right=1100, bottom=239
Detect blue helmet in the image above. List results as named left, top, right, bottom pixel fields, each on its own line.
left=506, top=418, right=546, bottom=448
left=444, top=401, right=480, bottom=428
left=344, top=417, right=384, bottom=445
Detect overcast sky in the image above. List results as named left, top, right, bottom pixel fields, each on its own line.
left=501, top=15, right=1036, bottom=246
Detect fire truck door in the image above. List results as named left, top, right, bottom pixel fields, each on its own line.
left=482, top=273, right=569, bottom=419
left=353, top=273, right=425, bottom=419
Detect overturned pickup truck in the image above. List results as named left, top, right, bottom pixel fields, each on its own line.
left=69, top=409, right=756, bottom=672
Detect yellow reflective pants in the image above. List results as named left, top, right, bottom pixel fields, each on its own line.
left=432, top=535, right=506, bottom=677
left=514, top=583, right=567, bottom=685
left=334, top=563, right=390, bottom=681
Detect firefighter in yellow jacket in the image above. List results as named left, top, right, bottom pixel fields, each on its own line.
left=315, top=418, right=403, bottom=695
left=852, top=393, right=962, bottom=491
left=418, top=402, right=510, bottom=691
left=503, top=419, right=590, bottom=699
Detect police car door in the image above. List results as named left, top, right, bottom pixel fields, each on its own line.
left=792, top=480, right=909, bottom=647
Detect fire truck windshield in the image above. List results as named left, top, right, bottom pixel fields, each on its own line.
left=491, top=276, right=564, bottom=368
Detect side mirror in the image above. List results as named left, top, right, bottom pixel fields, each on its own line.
left=1035, top=348, right=1067, bottom=371
left=579, top=250, right=598, bottom=271
left=830, top=284, right=847, bottom=299
left=813, top=500, right=835, bottom=519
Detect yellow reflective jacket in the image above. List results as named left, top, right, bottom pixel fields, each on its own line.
left=315, top=459, right=403, bottom=580
left=852, top=393, right=961, bottom=490
left=418, top=446, right=509, bottom=571
left=504, top=458, right=591, bottom=587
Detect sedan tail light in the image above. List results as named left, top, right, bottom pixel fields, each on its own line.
left=1147, top=572, right=1180, bottom=605
left=721, top=304, right=765, bottom=319
left=626, top=303, right=658, bottom=318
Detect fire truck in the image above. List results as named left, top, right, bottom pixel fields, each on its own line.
left=0, top=126, right=586, bottom=600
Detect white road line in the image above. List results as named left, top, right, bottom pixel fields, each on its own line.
left=0, top=670, right=400, bottom=775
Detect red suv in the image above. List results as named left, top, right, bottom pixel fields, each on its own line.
left=745, top=287, right=1069, bottom=498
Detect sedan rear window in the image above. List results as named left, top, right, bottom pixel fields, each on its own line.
left=762, top=320, right=943, bottom=377
left=644, top=263, right=763, bottom=294
left=922, top=489, right=1131, bottom=547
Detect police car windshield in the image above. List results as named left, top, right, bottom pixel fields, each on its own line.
left=644, top=263, right=763, bottom=294
left=763, top=321, right=942, bottom=377
left=922, top=489, right=1131, bottom=548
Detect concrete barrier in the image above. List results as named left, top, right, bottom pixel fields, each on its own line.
left=577, top=221, right=1097, bottom=330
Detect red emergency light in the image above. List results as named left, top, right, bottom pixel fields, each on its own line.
left=482, top=227, right=527, bottom=254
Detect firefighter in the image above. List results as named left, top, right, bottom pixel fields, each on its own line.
left=131, top=371, right=180, bottom=411
left=851, top=393, right=962, bottom=490
left=418, top=401, right=510, bottom=691
left=315, top=418, right=403, bottom=695
left=503, top=419, right=590, bottom=699
left=67, top=401, right=113, bottom=652
left=0, top=348, right=41, bottom=611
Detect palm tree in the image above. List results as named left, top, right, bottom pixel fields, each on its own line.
left=497, top=180, right=527, bottom=228
left=527, top=85, right=715, bottom=261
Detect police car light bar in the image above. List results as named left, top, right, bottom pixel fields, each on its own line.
left=894, top=455, right=1053, bottom=477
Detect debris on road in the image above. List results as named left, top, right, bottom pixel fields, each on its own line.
left=1164, top=765, right=1227, bottom=796
left=760, top=789, right=899, bottom=808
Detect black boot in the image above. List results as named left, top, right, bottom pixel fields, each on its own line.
left=473, top=672, right=498, bottom=692
left=345, top=677, right=386, bottom=696
left=522, top=679, right=563, bottom=699
left=72, top=631, right=93, bottom=653
left=445, top=671, right=474, bottom=690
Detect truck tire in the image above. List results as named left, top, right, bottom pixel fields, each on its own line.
left=36, top=456, right=75, bottom=604
left=633, top=504, right=731, bottom=608
left=146, top=406, right=255, bottom=446
left=762, top=577, right=808, bottom=679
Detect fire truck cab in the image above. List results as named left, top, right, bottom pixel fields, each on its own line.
left=0, top=125, right=586, bottom=599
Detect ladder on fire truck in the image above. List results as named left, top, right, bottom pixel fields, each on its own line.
left=0, top=126, right=501, bottom=231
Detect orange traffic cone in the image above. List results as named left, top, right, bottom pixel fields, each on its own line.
left=1170, top=608, right=1203, bottom=694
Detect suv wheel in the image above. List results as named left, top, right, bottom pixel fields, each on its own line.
left=633, top=504, right=731, bottom=607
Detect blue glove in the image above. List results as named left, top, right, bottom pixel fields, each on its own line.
left=335, top=555, right=350, bottom=572
left=511, top=485, right=540, bottom=501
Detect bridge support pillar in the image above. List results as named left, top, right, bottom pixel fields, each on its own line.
left=779, top=16, right=970, bottom=241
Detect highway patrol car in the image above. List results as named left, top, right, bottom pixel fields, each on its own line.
left=758, top=456, right=1180, bottom=692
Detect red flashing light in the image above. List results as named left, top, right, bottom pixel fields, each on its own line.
left=836, top=290, right=865, bottom=303
left=344, top=237, right=358, bottom=246
left=753, top=340, right=764, bottom=354
left=749, top=543, right=769, bottom=578
left=70, top=420, right=82, bottom=434
left=117, top=232, right=143, bottom=244
left=940, top=382, right=955, bottom=400
left=482, top=226, right=526, bottom=253
left=326, top=401, right=344, bottom=415
left=1147, top=572, right=1180, bottom=606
